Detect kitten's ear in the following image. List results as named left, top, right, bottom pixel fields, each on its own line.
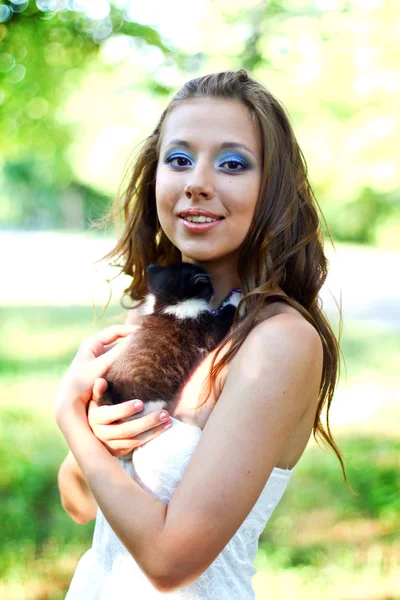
left=146, top=264, right=163, bottom=284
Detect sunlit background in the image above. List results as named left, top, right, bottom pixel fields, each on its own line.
left=0, top=0, right=399, bottom=598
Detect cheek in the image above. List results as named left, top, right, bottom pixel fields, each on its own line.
left=155, top=183, right=177, bottom=241
left=155, top=171, right=178, bottom=212
left=155, top=182, right=170, bottom=221
left=243, top=177, right=261, bottom=219
left=231, top=183, right=259, bottom=221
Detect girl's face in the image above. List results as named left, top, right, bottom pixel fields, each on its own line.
left=155, top=97, right=262, bottom=266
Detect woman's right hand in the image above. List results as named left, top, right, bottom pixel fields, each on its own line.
left=87, top=378, right=172, bottom=458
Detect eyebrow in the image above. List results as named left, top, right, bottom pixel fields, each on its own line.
left=163, top=139, right=256, bottom=156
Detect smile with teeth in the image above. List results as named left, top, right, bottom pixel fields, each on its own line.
left=181, top=215, right=222, bottom=223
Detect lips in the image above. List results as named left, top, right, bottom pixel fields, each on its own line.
left=178, top=208, right=224, bottom=219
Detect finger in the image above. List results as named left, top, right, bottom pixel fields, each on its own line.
left=92, top=378, right=108, bottom=403
left=103, top=341, right=119, bottom=353
left=88, top=399, right=143, bottom=426
left=131, top=419, right=174, bottom=448
left=90, top=325, right=140, bottom=348
left=98, top=419, right=172, bottom=450
left=102, top=410, right=171, bottom=440
left=84, top=337, right=134, bottom=381
left=76, top=326, right=139, bottom=363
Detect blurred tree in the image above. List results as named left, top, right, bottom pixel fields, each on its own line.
left=0, top=0, right=399, bottom=244
left=211, top=0, right=400, bottom=247
left=0, top=0, right=180, bottom=228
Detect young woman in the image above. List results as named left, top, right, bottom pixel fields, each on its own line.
left=56, top=70, right=346, bottom=599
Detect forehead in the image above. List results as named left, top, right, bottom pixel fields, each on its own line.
left=160, top=97, right=261, bottom=155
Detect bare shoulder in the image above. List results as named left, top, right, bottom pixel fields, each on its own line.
left=238, top=311, right=323, bottom=384
left=252, top=296, right=323, bottom=363
left=236, top=310, right=323, bottom=469
left=247, top=311, right=324, bottom=411
left=254, top=311, right=323, bottom=356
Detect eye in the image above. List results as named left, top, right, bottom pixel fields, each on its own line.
left=219, top=156, right=249, bottom=171
left=192, top=274, right=210, bottom=284
left=165, top=153, right=192, bottom=168
left=221, top=160, right=245, bottom=170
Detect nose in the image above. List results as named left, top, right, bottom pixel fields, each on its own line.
left=184, top=162, right=215, bottom=201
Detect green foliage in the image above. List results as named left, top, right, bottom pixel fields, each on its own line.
left=322, top=187, right=399, bottom=245
left=0, top=303, right=399, bottom=596
left=0, top=305, right=119, bottom=376
left=0, top=1, right=174, bottom=156
left=1, top=0, right=399, bottom=242
left=224, top=0, right=400, bottom=246
left=338, top=319, right=400, bottom=382
left=0, top=1, right=179, bottom=228
left=0, top=405, right=93, bottom=577
left=260, top=436, right=400, bottom=571
left=1, top=158, right=113, bottom=228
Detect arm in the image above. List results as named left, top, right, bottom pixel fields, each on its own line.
left=57, top=305, right=145, bottom=523
left=157, top=313, right=323, bottom=590
left=58, top=451, right=98, bottom=524
left=55, top=316, right=322, bottom=592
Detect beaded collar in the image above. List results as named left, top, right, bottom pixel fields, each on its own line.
left=211, top=288, right=242, bottom=316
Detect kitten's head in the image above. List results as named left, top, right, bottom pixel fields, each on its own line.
left=146, top=263, right=214, bottom=308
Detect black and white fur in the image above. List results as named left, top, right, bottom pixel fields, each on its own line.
left=97, top=263, right=241, bottom=421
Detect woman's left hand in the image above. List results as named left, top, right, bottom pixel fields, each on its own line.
left=55, top=325, right=139, bottom=432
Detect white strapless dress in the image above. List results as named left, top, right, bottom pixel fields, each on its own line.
left=65, top=417, right=294, bottom=600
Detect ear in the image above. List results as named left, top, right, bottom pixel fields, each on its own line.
left=146, top=264, right=162, bottom=281
left=146, top=264, right=162, bottom=275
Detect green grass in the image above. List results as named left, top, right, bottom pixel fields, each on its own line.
left=1, top=306, right=398, bottom=381
left=338, top=320, right=400, bottom=383
left=0, top=306, right=399, bottom=599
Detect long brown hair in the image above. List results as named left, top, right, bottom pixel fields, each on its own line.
left=102, top=70, right=348, bottom=484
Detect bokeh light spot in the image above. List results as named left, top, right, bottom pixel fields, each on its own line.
left=0, top=53, right=15, bottom=73
left=7, top=64, right=26, bottom=84
left=86, top=0, right=110, bottom=21
left=14, top=44, right=27, bottom=62
left=0, top=5, right=12, bottom=23
left=92, top=19, right=113, bottom=42
left=66, top=47, right=83, bottom=67
left=0, top=24, right=7, bottom=42
left=36, top=0, right=63, bottom=11
left=100, top=34, right=135, bottom=64
left=10, top=1, right=29, bottom=13
left=44, top=42, right=65, bottom=64
left=26, top=97, right=49, bottom=119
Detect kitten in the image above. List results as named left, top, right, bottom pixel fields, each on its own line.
left=97, top=263, right=240, bottom=423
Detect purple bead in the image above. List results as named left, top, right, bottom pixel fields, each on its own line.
left=211, top=287, right=242, bottom=316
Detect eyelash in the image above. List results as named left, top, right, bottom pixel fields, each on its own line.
left=164, top=154, right=249, bottom=172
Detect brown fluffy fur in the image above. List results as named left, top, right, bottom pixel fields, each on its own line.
left=97, top=263, right=236, bottom=416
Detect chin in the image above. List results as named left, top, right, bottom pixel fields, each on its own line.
left=174, top=237, right=241, bottom=264
left=181, top=252, right=218, bottom=263
left=181, top=248, right=238, bottom=265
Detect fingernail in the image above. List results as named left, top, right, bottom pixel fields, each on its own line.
left=159, top=411, right=169, bottom=421
left=133, top=401, right=143, bottom=409
left=163, top=422, right=172, bottom=429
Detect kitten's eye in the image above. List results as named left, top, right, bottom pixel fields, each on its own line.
left=193, top=274, right=210, bottom=284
